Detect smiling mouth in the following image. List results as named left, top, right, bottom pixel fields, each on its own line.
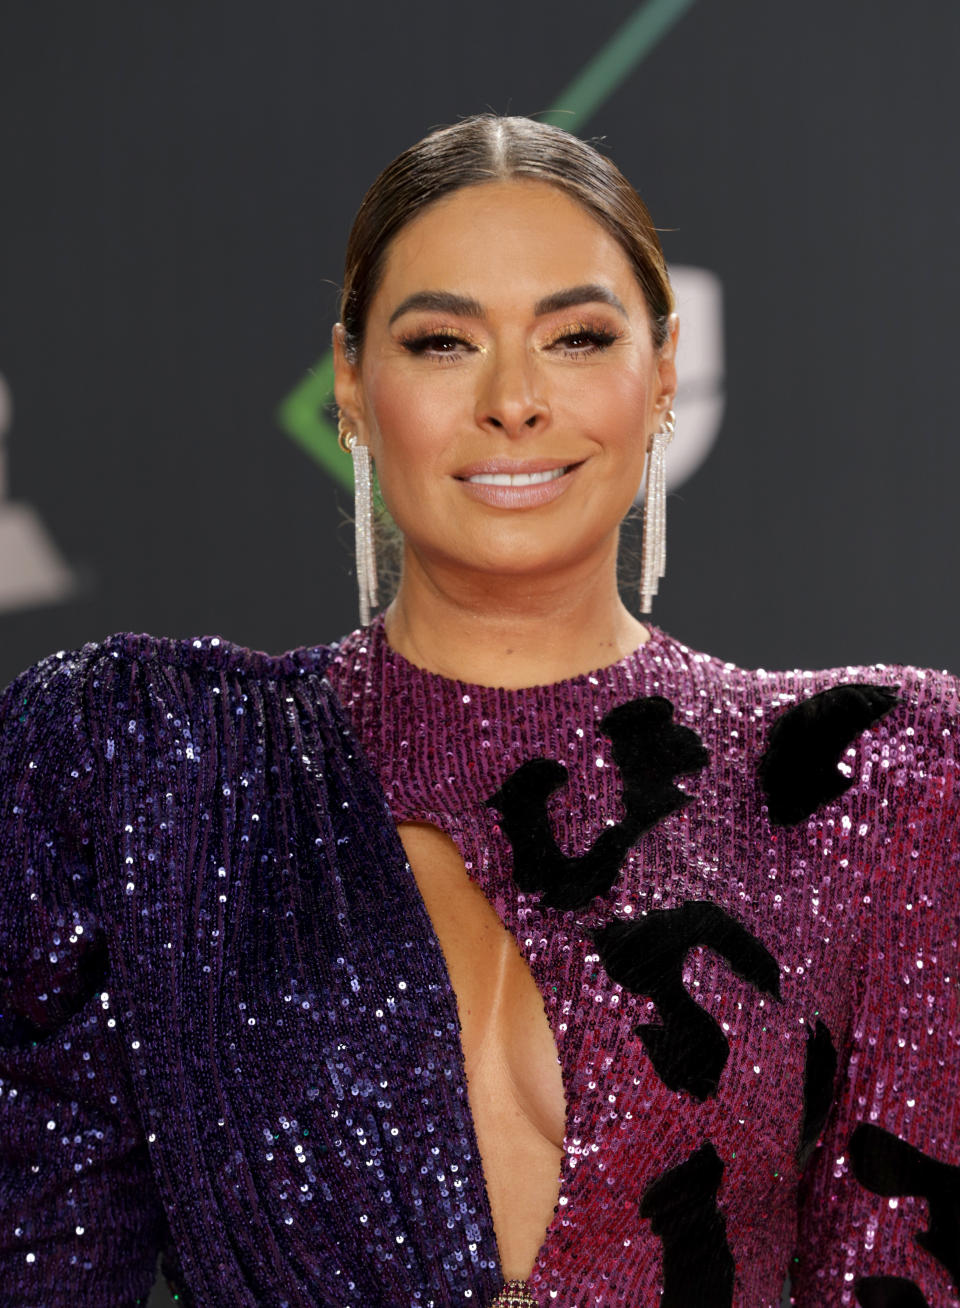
left=464, top=465, right=575, bottom=487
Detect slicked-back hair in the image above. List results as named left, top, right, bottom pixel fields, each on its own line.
left=338, top=114, right=674, bottom=364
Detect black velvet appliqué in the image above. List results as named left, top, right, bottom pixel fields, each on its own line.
left=639, top=1141, right=734, bottom=1307
left=851, top=1122, right=960, bottom=1293
left=855, top=1277, right=929, bottom=1308
left=758, top=683, right=900, bottom=826
left=592, top=900, right=781, bottom=1100
left=487, top=695, right=709, bottom=911
left=797, top=1018, right=838, bottom=1167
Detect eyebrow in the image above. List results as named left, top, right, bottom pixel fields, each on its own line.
left=387, top=283, right=628, bottom=326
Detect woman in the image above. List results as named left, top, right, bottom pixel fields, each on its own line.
left=0, top=115, right=957, bottom=1308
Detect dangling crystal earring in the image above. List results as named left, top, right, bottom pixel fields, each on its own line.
left=639, top=408, right=676, bottom=614
left=338, top=414, right=378, bottom=627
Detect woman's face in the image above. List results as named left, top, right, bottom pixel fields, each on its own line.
left=333, top=178, right=677, bottom=590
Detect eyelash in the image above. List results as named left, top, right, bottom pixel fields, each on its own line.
left=397, top=322, right=621, bottom=364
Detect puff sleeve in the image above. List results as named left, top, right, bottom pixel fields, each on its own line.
left=791, top=672, right=960, bottom=1306
left=0, top=647, right=167, bottom=1305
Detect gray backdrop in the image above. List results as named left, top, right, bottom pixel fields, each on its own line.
left=1, top=3, right=957, bottom=1303
left=2, top=0, right=958, bottom=689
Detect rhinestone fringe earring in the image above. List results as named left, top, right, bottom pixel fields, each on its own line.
left=639, top=408, right=676, bottom=614
left=338, top=415, right=378, bottom=627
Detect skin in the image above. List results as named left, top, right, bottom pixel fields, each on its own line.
left=333, top=177, right=678, bottom=690
left=332, top=177, right=680, bottom=1280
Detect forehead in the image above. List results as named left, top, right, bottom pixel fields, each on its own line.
left=372, top=179, right=642, bottom=314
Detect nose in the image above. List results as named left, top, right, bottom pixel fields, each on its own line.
left=475, top=345, right=550, bottom=438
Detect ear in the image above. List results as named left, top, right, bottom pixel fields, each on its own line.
left=653, top=313, right=679, bottom=418
left=332, top=322, right=367, bottom=436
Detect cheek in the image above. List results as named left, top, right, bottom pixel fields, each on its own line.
left=363, top=369, right=461, bottom=523
left=365, top=366, right=462, bottom=462
left=569, top=369, right=652, bottom=463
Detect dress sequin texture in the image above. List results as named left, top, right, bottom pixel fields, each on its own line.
left=0, top=617, right=957, bottom=1306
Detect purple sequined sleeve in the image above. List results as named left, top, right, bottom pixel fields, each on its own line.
left=0, top=647, right=167, bottom=1305
left=790, top=667, right=960, bottom=1303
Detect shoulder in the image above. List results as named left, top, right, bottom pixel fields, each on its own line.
left=83, top=628, right=336, bottom=680
left=2, top=629, right=338, bottom=713
left=664, top=631, right=958, bottom=733
left=659, top=631, right=959, bottom=828
left=0, top=639, right=113, bottom=806
left=746, top=657, right=960, bottom=756
left=764, top=661, right=958, bottom=827
left=0, top=630, right=343, bottom=795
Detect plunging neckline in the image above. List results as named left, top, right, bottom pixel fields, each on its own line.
left=323, top=615, right=680, bottom=1296
left=394, top=821, right=567, bottom=1281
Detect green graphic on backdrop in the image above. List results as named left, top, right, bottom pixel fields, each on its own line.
left=276, top=0, right=695, bottom=490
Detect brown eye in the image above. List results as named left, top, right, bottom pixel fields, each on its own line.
left=547, top=325, right=621, bottom=357
left=398, top=332, right=475, bottom=361
left=558, top=329, right=618, bottom=351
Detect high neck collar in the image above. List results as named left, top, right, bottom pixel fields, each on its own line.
left=336, top=610, right=679, bottom=701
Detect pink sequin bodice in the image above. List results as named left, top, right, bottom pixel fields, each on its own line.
left=326, top=616, right=960, bottom=1307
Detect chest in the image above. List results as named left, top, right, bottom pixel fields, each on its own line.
left=396, top=820, right=567, bottom=1150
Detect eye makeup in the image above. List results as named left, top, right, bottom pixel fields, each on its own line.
left=396, top=318, right=622, bottom=363
left=542, top=321, right=622, bottom=356
left=396, top=325, right=481, bottom=363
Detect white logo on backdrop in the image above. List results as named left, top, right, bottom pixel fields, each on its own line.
left=0, top=373, right=80, bottom=614
left=639, top=265, right=724, bottom=496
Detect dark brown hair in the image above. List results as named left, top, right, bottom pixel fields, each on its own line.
left=338, top=113, right=674, bottom=362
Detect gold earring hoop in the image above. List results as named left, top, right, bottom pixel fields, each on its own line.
left=337, top=413, right=355, bottom=453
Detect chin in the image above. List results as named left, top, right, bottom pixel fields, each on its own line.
left=453, top=541, right=596, bottom=582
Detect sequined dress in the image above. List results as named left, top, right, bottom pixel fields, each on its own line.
left=0, top=617, right=957, bottom=1307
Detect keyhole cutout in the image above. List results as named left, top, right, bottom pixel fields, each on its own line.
left=397, top=821, right=566, bottom=1282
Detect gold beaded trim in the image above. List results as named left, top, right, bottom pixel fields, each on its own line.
left=489, top=1281, right=537, bottom=1307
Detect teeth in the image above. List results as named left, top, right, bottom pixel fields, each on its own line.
left=467, top=467, right=568, bottom=486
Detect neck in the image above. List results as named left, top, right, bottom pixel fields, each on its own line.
left=381, top=546, right=650, bottom=690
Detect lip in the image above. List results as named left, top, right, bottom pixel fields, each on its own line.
left=455, top=459, right=585, bottom=509
left=454, top=456, right=585, bottom=479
